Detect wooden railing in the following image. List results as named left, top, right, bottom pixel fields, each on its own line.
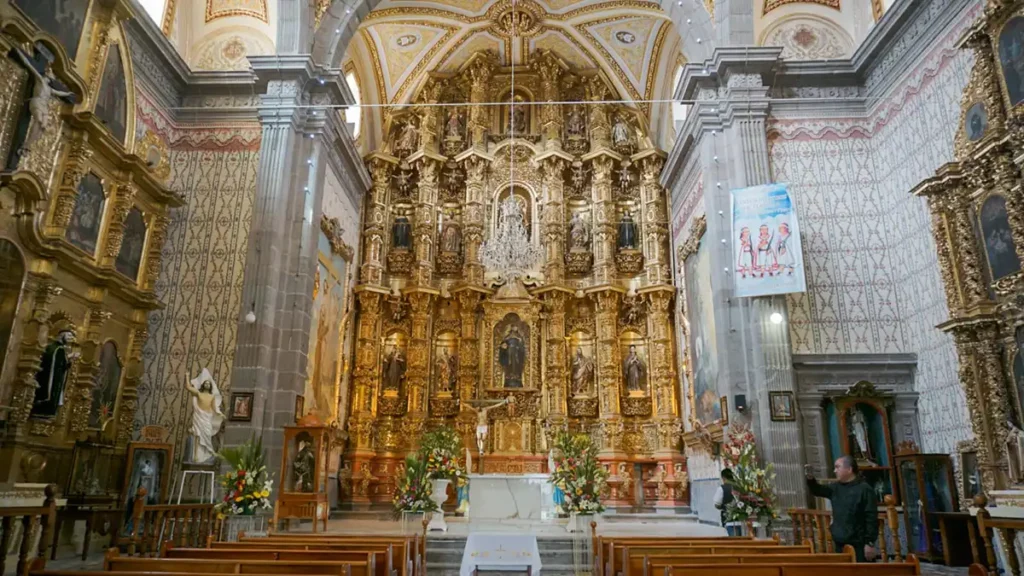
left=123, top=488, right=219, bottom=556
left=974, top=494, right=1024, bottom=576
left=0, top=484, right=57, bottom=576
left=788, top=495, right=903, bottom=562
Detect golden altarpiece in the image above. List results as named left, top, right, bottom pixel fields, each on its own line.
left=0, top=0, right=181, bottom=501
left=912, top=0, right=1024, bottom=507
left=343, top=47, right=687, bottom=509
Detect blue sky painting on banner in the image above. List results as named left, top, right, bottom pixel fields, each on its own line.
left=730, top=183, right=806, bottom=298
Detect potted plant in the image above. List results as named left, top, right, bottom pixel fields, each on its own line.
left=417, top=426, right=467, bottom=531
left=722, top=424, right=779, bottom=536
left=550, top=431, right=608, bottom=531
left=215, top=435, right=273, bottom=540
left=392, top=454, right=438, bottom=523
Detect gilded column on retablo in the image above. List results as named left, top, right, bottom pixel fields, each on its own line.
left=646, top=290, right=676, bottom=419
left=462, top=158, right=488, bottom=286
left=100, top=183, right=138, bottom=268
left=10, top=277, right=62, bottom=427
left=585, top=78, right=611, bottom=149
left=592, top=157, right=615, bottom=285
left=70, top=307, right=112, bottom=433
left=544, top=291, right=568, bottom=417
left=594, top=290, right=621, bottom=418
left=540, top=157, right=566, bottom=283
left=532, top=51, right=564, bottom=151
left=926, top=197, right=965, bottom=311
left=142, top=215, right=171, bottom=292
left=46, top=138, right=91, bottom=238
left=949, top=190, right=988, bottom=307
left=639, top=156, right=670, bottom=285
left=405, top=292, right=433, bottom=422
left=116, top=326, right=146, bottom=447
left=467, top=56, right=495, bottom=150
left=362, top=160, right=393, bottom=287
left=413, top=160, right=440, bottom=286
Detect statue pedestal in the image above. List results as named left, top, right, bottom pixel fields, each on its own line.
left=467, top=474, right=555, bottom=521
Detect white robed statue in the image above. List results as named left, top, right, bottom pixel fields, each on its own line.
left=186, top=368, right=225, bottom=463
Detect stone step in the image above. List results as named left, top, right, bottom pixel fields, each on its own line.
left=425, top=536, right=586, bottom=576
left=427, top=562, right=580, bottom=576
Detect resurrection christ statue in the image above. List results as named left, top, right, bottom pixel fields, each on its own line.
left=186, top=368, right=225, bottom=464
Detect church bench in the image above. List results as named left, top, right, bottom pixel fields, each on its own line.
left=605, top=544, right=811, bottom=576
left=224, top=537, right=417, bottom=576
left=650, top=555, right=921, bottom=576
left=34, top=573, right=357, bottom=576
left=163, top=546, right=391, bottom=576
left=595, top=535, right=774, bottom=574
left=104, top=548, right=374, bottom=576
left=635, top=551, right=855, bottom=576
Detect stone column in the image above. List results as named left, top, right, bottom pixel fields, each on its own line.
left=638, top=154, right=670, bottom=285
left=591, top=156, right=616, bottom=285
left=227, top=57, right=354, bottom=476
left=413, top=159, right=440, bottom=287
left=539, top=156, right=567, bottom=283
left=713, top=0, right=756, bottom=46
left=461, top=157, right=489, bottom=286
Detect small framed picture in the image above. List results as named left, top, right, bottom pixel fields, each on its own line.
left=720, top=396, right=729, bottom=425
left=230, top=392, right=254, bottom=422
left=769, top=391, right=796, bottom=422
left=294, top=395, right=305, bottom=422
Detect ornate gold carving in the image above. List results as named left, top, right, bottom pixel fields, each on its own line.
left=388, top=249, right=413, bottom=275
left=436, top=251, right=462, bottom=276
left=615, top=249, right=644, bottom=275
left=621, top=395, right=652, bottom=417
left=379, top=394, right=407, bottom=416
left=0, top=53, right=28, bottom=164
left=568, top=396, right=599, bottom=418
left=137, top=130, right=170, bottom=182
left=565, top=250, right=594, bottom=276
left=102, top=183, right=138, bottom=262
left=429, top=397, right=459, bottom=417
left=321, top=215, right=355, bottom=260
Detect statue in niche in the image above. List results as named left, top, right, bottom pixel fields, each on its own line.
left=612, top=113, right=633, bottom=150
left=392, top=169, right=414, bottom=198
left=499, top=325, right=526, bottom=388
left=394, top=120, right=419, bottom=153
left=31, top=330, right=77, bottom=418
left=566, top=104, right=586, bottom=137
left=569, top=162, right=590, bottom=196
left=445, top=109, right=464, bottom=140
left=436, top=349, right=457, bottom=394
left=293, top=439, right=315, bottom=492
left=185, top=368, right=225, bottom=464
left=382, top=346, right=407, bottom=394
left=617, top=164, right=632, bottom=192
left=618, top=211, right=638, bottom=250
left=620, top=293, right=647, bottom=326
left=623, top=345, right=646, bottom=393
left=509, top=97, right=527, bottom=134
left=441, top=223, right=462, bottom=253
left=848, top=407, right=877, bottom=466
left=12, top=46, right=75, bottom=154
left=392, top=216, right=412, bottom=249
left=571, top=347, right=595, bottom=396
left=568, top=211, right=590, bottom=251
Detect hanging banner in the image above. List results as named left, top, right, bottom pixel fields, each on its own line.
left=730, top=183, right=806, bottom=298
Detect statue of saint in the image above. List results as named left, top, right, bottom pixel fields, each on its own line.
left=392, top=169, right=414, bottom=197
left=617, top=165, right=632, bottom=192
left=566, top=104, right=586, bottom=137
left=185, top=368, right=225, bottom=463
left=568, top=211, right=590, bottom=251
left=441, top=223, right=462, bottom=253
left=395, top=120, right=418, bottom=152
left=618, top=211, right=638, bottom=250
left=446, top=109, right=463, bottom=139
left=293, top=440, right=316, bottom=492
left=571, top=347, right=595, bottom=396
left=392, top=216, right=412, bottom=249
left=31, top=330, right=77, bottom=418
left=569, top=162, right=590, bottom=196
left=499, top=325, right=527, bottom=388
left=623, top=345, right=645, bottom=393
left=436, top=349, right=454, bottom=394
left=612, top=114, right=632, bottom=149
left=849, top=408, right=876, bottom=465
left=509, top=102, right=526, bottom=134
left=382, top=346, right=406, bottom=393
left=13, top=47, right=74, bottom=154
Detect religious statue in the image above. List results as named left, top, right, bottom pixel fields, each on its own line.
left=571, top=347, right=595, bottom=396
left=623, top=345, right=646, bottom=393
left=13, top=47, right=74, bottom=154
left=392, top=169, right=414, bottom=198
left=612, top=113, right=633, bottom=151
left=382, top=346, right=406, bottom=394
left=849, top=408, right=877, bottom=466
left=465, top=395, right=514, bottom=457
left=445, top=109, right=463, bottom=140
left=293, top=440, right=315, bottom=492
left=436, top=349, right=457, bottom=394
left=392, top=216, right=412, bottom=249
left=395, top=120, right=419, bottom=153
left=509, top=99, right=526, bottom=134
left=185, top=368, right=225, bottom=464
left=441, top=223, right=462, bottom=253
left=1008, top=421, right=1024, bottom=483
left=569, top=162, right=590, bottom=196
left=568, top=211, right=590, bottom=251
left=550, top=449, right=566, bottom=515
left=618, top=211, right=638, bottom=250
left=617, top=462, right=633, bottom=497
left=617, top=164, right=632, bottom=192
left=499, top=325, right=527, bottom=388
left=566, top=104, right=586, bottom=137
left=31, top=330, right=77, bottom=418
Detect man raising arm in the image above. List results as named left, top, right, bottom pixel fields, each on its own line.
left=804, top=456, right=878, bottom=562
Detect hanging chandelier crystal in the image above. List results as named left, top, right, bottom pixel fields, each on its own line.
left=481, top=195, right=543, bottom=282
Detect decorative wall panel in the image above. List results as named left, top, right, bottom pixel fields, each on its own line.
left=205, top=0, right=267, bottom=23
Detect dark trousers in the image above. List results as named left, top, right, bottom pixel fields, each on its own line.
left=834, top=540, right=866, bottom=562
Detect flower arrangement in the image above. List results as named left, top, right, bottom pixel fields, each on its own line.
left=722, top=424, right=779, bottom=526
left=392, top=455, right=439, bottom=517
left=215, top=435, right=273, bottom=517
left=550, top=431, right=608, bottom=514
left=418, top=426, right=467, bottom=487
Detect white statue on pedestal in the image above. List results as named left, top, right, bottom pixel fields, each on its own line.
left=185, top=368, right=225, bottom=463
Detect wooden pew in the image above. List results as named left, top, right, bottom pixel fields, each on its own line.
left=223, top=536, right=417, bottom=576
left=595, top=535, right=777, bottom=576
left=652, top=555, right=922, bottom=576
left=163, top=545, right=390, bottom=576
left=607, top=544, right=811, bottom=576
left=105, top=548, right=373, bottom=576
left=637, top=550, right=855, bottom=576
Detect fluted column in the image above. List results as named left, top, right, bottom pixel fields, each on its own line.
left=544, top=291, right=568, bottom=419
left=592, top=157, right=616, bottom=285
left=462, top=158, right=488, bottom=285
left=413, top=159, right=440, bottom=287
left=646, top=289, right=675, bottom=420
left=352, top=291, right=383, bottom=418
left=595, top=290, right=623, bottom=455
left=639, top=155, right=670, bottom=285
left=362, top=159, right=393, bottom=287
left=540, top=157, right=566, bottom=283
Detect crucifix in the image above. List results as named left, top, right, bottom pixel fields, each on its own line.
left=463, top=395, right=514, bottom=473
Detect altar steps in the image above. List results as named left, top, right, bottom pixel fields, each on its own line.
left=426, top=536, right=581, bottom=576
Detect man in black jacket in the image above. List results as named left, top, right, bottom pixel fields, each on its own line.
left=805, top=456, right=878, bottom=562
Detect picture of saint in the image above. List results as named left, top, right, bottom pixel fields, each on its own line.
left=499, top=324, right=526, bottom=388
left=13, top=0, right=89, bottom=60
left=441, top=223, right=462, bottom=253
left=66, top=173, right=105, bottom=255
left=88, top=341, right=121, bottom=429
left=231, top=393, right=253, bottom=421
left=980, top=195, right=1021, bottom=281
left=999, top=16, right=1024, bottom=107
left=126, top=450, right=165, bottom=506
left=95, top=45, right=127, bottom=145
left=115, top=207, right=147, bottom=281
left=392, top=216, right=412, bottom=249
left=966, top=102, right=987, bottom=142
left=685, top=239, right=721, bottom=424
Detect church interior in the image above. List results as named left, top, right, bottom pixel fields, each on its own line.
left=2, top=0, right=1024, bottom=574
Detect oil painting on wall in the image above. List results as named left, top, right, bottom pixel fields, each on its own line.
left=95, top=44, right=127, bottom=145
left=303, top=231, right=349, bottom=424
left=89, top=341, right=121, bottom=429
left=115, top=207, right=146, bottom=281
left=66, top=172, right=105, bottom=255
left=12, top=0, right=89, bottom=60
left=998, top=16, right=1024, bottom=107
left=980, top=195, right=1021, bottom=281
left=685, top=236, right=720, bottom=425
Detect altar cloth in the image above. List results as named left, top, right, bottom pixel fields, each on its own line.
left=460, top=533, right=542, bottom=576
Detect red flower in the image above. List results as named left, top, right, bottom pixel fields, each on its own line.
left=239, top=470, right=247, bottom=477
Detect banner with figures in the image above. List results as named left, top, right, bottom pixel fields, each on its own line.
left=730, top=183, right=806, bottom=298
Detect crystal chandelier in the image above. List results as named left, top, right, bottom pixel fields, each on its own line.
left=481, top=195, right=543, bottom=281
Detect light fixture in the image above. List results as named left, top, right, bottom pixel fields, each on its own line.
left=769, top=312, right=784, bottom=325
left=245, top=310, right=256, bottom=324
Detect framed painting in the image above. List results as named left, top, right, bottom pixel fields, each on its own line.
left=720, top=396, right=729, bottom=425
left=94, top=43, right=127, bottom=145
left=121, top=441, right=172, bottom=508
left=115, top=207, right=146, bottom=281
left=88, top=340, right=121, bottom=430
left=66, top=172, right=105, bottom=255
left=684, top=236, right=721, bottom=425
left=12, top=0, right=90, bottom=61
left=769, top=391, right=796, bottom=422
left=979, top=195, right=1021, bottom=281
left=294, top=395, right=305, bottom=422
left=230, top=392, right=254, bottom=422
left=997, top=15, right=1024, bottom=108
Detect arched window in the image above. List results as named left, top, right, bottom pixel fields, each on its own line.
left=345, top=70, right=362, bottom=139
left=671, top=65, right=689, bottom=134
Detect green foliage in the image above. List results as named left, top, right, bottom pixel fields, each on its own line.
left=722, top=424, right=779, bottom=524
left=550, top=430, right=608, bottom=514
left=215, top=435, right=273, bottom=516
left=418, top=425, right=467, bottom=483
left=392, top=454, right=439, bottom=518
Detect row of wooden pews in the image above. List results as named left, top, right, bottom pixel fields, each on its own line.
left=592, top=532, right=924, bottom=576
left=29, top=532, right=424, bottom=576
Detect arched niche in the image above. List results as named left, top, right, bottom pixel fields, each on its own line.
left=619, top=329, right=648, bottom=397
left=0, top=238, right=26, bottom=383
left=568, top=329, right=596, bottom=398
left=432, top=330, right=458, bottom=397
left=493, top=183, right=537, bottom=244
left=978, top=194, right=1021, bottom=282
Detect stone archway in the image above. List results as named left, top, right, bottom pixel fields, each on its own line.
left=310, top=0, right=717, bottom=69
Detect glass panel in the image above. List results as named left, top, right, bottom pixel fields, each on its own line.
left=291, top=432, right=315, bottom=493
left=901, top=460, right=925, bottom=554
left=924, top=458, right=954, bottom=554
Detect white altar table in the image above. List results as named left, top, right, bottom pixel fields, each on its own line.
left=467, top=473, right=555, bottom=521
left=460, top=533, right=542, bottom=576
